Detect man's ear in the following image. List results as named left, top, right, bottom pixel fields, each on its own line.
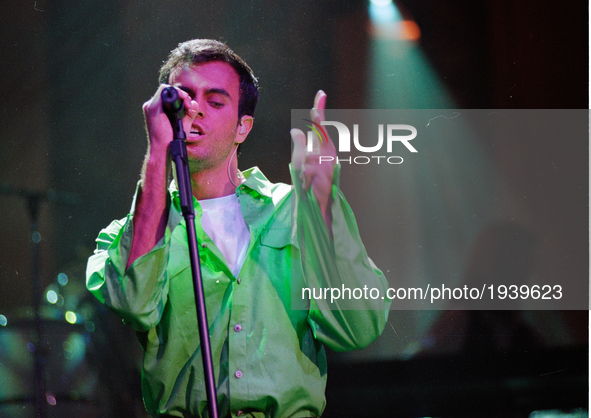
left=236, top=115, right=254, bottom=144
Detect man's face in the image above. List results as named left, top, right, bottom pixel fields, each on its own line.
left=168, top=61, right=244, bottom=171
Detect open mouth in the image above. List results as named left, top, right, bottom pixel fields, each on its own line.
left=188, top=129, right=203, bottom=140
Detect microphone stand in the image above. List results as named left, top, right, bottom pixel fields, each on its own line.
left=161, top=87, right=219, bottom=418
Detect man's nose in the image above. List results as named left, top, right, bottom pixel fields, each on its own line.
left=194, top=100, right=205, bottom=117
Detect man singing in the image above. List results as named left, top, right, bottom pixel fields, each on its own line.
left=87, top=39, right=390, bottom=418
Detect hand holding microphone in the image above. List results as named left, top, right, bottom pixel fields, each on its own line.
left=161, top=86, right=186, bottom=140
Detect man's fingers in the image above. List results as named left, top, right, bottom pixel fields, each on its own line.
left=293, top=90, right=334, bottom=193
left=313, top=90, right=327, bottom=123
left=176, top=88, right=199, bottom=119
left=290, top=128, right=306, bottom=148
left=312, top=90, right=331, bottom=147
left=186, top=100, right=199, bottom=118
left=310, top=92, right=336, bottom=155
left=290, top=128, right=306, bottom=169
left=313, top=90, right=326, bottom=111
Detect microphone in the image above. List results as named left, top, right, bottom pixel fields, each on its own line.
left=161, top=86, right=186, bottom=119
left=161, top=87, right=186, bottom=139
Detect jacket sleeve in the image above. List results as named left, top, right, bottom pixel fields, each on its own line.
left=291, top=164, right=391, bottom=352
left=85, top=184, right=180, bottom=332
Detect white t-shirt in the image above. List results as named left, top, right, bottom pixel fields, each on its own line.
left=199, top=194, right=250, bottom=277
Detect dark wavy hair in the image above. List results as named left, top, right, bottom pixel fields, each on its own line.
left=159, top=39, right=259, bottom=118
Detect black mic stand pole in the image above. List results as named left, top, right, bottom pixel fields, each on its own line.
left=161, top=87, right=219, bottom=418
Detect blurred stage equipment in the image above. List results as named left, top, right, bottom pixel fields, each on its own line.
left=0, top=184, right=81, bottom=418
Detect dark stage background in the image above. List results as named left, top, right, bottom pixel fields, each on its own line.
left=0, top=0, right=587, bottom=417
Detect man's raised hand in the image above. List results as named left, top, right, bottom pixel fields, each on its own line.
left=290, top=90, right=337, bottom=233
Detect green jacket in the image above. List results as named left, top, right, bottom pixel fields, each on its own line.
left=86, top=166, right=390, bottom=417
